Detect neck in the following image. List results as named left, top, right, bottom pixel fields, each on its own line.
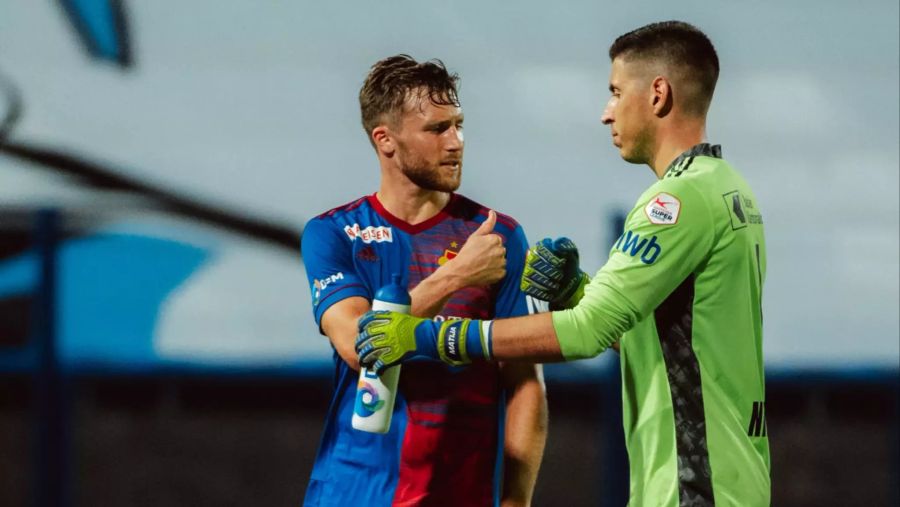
left=377, top=167, right=450, bottom=224
left=648, top=118, right=707, bottom=179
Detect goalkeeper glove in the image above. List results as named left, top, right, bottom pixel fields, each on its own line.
left=520, top=237, right=589, bottom=310
left=356, top=311, right=491, bottom=375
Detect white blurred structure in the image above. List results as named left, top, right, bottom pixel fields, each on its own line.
left=1, top=0, right=897, bottom=369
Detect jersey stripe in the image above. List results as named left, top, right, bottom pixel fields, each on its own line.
left=654, top=275, right=715, bottom=506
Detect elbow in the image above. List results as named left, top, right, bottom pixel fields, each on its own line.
left=556, top=302, right=629, bottom=360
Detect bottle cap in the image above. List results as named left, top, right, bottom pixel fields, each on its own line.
left=374, top=272, right=411, bottom=305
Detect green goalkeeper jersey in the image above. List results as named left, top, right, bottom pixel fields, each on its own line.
left=553, top=144, right=770, bottom=506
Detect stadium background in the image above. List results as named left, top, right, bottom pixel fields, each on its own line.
left=0, top=1, right=897, bottom=506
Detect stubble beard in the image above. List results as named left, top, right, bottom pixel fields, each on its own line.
left=621, top=125, right=654, bottom=166
left=397, top=147, right=462, bottom=193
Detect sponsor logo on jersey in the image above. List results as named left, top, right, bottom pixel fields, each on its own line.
left=312, top=272, right=345, bottom=305
left=644, top=192, right=681, bottom=225
left=722, top=190, right=764, bottom=230
left=344, top=223, right=393, bottom=243
left=356, top=245, right=379, bottom=262
left=613, top=230, right=662, bottom=265
left=438, top=241, right=460, bottom=266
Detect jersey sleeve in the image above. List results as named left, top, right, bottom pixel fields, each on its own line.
left=552, top=178, right=716, bottom=359
left=493, top=223, right=548, bottom=318
left=301, top=217, right=371, bottom=331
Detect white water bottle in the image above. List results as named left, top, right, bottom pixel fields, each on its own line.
left=352, top=273, right=410, bottom=433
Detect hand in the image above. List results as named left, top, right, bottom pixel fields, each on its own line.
left=356, top=312, right=485, bottom=374
left=520, top=237, right=590, bottom=310
left=444, top=210, right=506, bottom=287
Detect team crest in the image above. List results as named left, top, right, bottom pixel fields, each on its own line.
left=644, top=193, right=681, bottom=225
left=438, top=242, right=460, bottom=265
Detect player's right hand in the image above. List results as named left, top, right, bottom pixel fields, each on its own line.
left=520, top=237, right=590, bottom=310
left=445, top=209, right=506, bottom=287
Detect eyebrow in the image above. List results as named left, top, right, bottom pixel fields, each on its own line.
left=425, top=114, right=464, bottom=130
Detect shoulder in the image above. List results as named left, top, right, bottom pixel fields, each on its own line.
left=450, top=193, right=522, bottom=234
left=314, top=195, right=369, bottom=221
left=653, top=155, right=732, bottom=205
left=633, top=170, right=718, bottom=228
left=303, top=196, right=369, bottom=245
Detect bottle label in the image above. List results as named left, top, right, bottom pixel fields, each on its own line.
left=354, top=374, right=385, bottom=417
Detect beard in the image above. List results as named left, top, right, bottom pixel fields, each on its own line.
left=396, top=144, right=462, bottom=192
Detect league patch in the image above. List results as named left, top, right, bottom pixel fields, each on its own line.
left=644, top=193, right=681, bottom=225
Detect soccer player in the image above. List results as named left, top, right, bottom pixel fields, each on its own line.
left=357, top=22, right=771, bottom=506
left=301, top=55, right=547, bottom=506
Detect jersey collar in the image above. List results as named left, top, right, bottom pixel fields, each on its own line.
left=367, top=192, right=456, bottom=235
left=664, top=143, right=722, bottom=177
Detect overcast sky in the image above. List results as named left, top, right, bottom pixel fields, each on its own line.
left=1, top=0, right=897, bottom=368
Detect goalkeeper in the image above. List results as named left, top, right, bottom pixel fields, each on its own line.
left=356, top=21, right=771, bottom=506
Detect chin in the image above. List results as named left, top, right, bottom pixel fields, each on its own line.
left=439, top=179, right=461, bottom=192
left=440, top=169, right=462, bottom=192
left=620, top=148, right=647, bottom=165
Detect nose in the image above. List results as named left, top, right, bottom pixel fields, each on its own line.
left=601, top=98, right=615, bottom=125
left=445, top=126, right=463, bottom=151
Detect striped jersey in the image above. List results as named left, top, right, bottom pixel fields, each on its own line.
left=301, top=193, right=538, bottom=506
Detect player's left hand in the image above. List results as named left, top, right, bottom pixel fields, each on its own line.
left=356, top=311, right=479, bottom=374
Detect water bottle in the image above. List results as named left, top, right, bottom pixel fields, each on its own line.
left=352, top=273, right=410, bottom=433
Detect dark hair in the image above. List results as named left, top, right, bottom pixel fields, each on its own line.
left=359, top=54, right=460, bottom=143
left=609, top=21, right=719, bottom=116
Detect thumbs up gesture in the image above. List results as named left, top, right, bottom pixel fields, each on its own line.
left=443, top=210, right=507, bottom=287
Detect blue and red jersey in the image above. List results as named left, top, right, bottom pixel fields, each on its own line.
left=301, top=193, right=538, bottom=507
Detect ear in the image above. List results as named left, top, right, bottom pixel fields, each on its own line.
left=650, top=76, right=673, bottom=117
left=372, top=125, right=395, bottom=156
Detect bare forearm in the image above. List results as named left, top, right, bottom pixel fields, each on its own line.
left=408, top=266, right=464, bottom=318
left=321, top=296, right=372, bottom=370
left=491, top=282, right=631, bottom=362
left=491, top=313, right=565, bottom=363
left=501, top=368, right=548, bottom=506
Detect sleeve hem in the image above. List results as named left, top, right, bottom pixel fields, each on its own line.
left=313, top=284, right=371, bottom=331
